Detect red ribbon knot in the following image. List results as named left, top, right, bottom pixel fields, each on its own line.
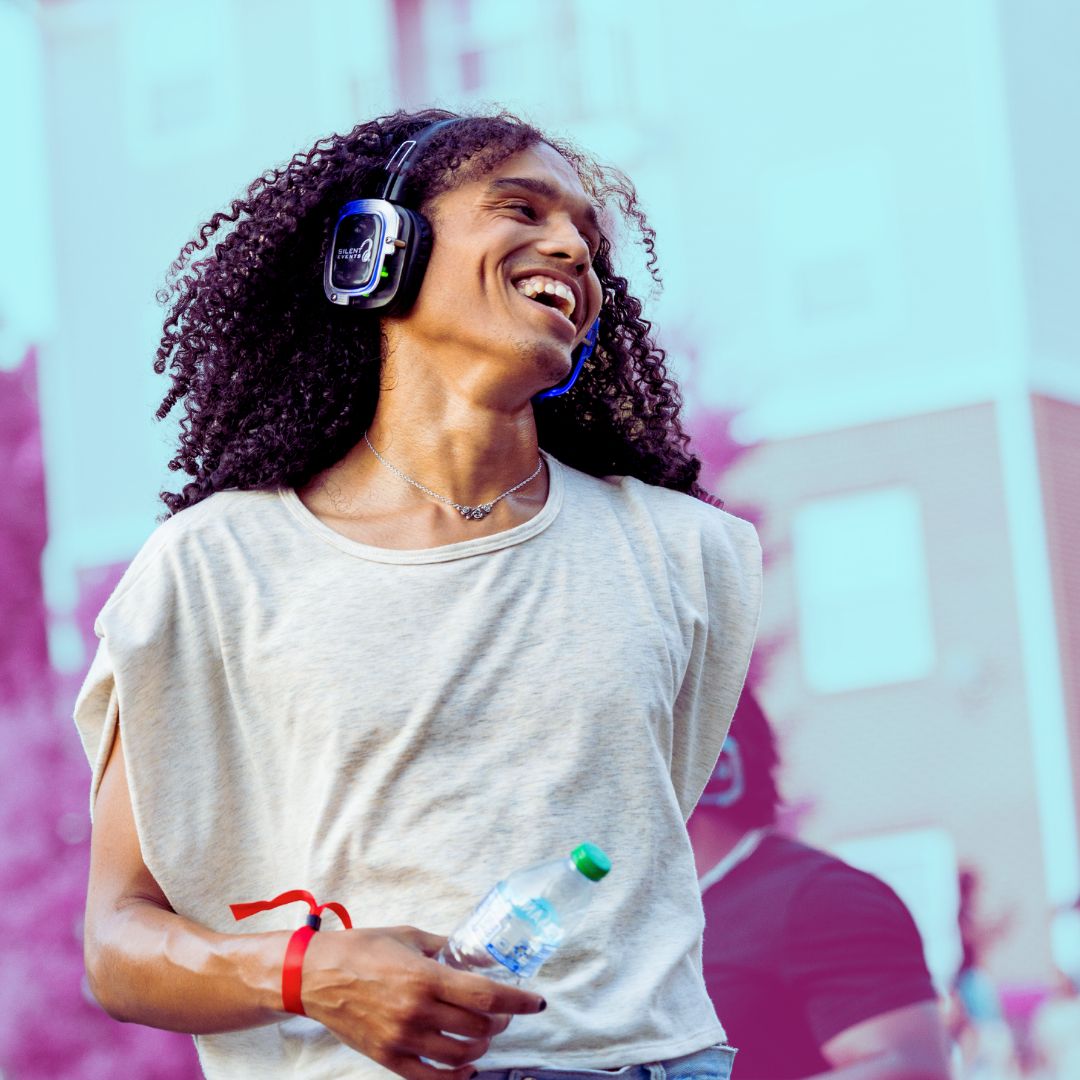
left=230, top=889, right=353, bottom=1016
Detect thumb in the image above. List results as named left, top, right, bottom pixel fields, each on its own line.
left=400, top=926, right=449, bottom=958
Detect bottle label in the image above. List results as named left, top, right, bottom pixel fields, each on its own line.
left=469, top=888, right=558, bottom=979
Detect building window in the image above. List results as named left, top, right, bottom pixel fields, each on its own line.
left=792, top=485, right=935, bottom=693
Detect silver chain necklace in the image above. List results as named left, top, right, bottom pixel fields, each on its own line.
left=363, top=433, right=544, bottom=521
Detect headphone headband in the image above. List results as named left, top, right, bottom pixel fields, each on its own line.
left=380, top=118, right=465, bottom=203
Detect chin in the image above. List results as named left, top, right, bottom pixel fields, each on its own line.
left=513, top=339, right=572, bottom=388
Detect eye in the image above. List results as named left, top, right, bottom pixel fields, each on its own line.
left=506, top=201, right=538, bottom=220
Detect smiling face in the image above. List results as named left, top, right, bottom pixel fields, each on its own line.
left=391, top=141, right=605, bottom=399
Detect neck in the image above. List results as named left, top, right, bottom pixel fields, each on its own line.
left=685, top=812, right=758, bottom=879
left=364, top=331, right=545, bottom=507
left=296, top=334, right=552, bottom=547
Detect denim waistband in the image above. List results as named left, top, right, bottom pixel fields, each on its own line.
left=475, top=1042, right=738, bottom=1080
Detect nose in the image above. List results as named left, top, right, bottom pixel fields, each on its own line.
left=535, top=216, right=592, bottom=276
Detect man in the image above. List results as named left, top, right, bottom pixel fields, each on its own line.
left=688, top=691, right=952, bottom=1080
left=74, top=109, right=762, bottom=1079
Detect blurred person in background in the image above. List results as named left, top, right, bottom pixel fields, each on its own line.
left=1031, top=898, right=1080, bottom=1079
left=948, top=869, right=1021, bottom=1079
left=687, top=690, right=951, bottom=1080
left=72, top=108, right=761, bottom=1080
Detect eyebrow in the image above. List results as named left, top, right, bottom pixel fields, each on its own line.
left=486, top=176, right=601, bottom=234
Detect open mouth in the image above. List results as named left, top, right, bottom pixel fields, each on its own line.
left=513, top=274, right=577, bottom=325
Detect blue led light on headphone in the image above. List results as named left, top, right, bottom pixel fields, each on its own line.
left=328, top=201, right=388, bottom=295
left=699, top=735, right=746, bottom=809
left=533, top=318, right=599, bottom=401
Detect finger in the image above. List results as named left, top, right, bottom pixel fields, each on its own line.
left=437, top=968, right=546, bottom=1017
left=412, top=1030, right=491, bottom=1069
left=426, top=1001, right=512, bottom=1040
left=384, top=1052, right=477, bottom=1080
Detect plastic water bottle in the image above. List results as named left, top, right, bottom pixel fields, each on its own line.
left=423, top=844, right=611, bottom=1068
left=438, top=842, right=612, bottom=984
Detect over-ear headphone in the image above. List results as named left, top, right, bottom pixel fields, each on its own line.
left=324, top=118, right=459, bottom=316
left=698, top=735, right=746, bottom=808
left=537, top=318, right=597, bottom=401
left=323, top=118, right=599, bottom=400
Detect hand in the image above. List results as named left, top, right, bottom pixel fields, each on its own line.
left=300, top=925, right=546, bottom=1080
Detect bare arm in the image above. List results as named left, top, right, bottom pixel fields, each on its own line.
left=84, top=722, right=546, bottom=1080
left=803, top=1001, right=953, bottom=1080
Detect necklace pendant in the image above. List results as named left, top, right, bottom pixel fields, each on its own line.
left=460, top=504, right=492, bottom=520
left=363, top=435, right=541, bottom=523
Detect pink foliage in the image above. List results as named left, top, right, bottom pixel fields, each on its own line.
left=0, top=350, right=200, bottom=1077
left=0, top=349, right=49, bottom=707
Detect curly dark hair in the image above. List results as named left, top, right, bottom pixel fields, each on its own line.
left=153, top=106, right=713, bottom=518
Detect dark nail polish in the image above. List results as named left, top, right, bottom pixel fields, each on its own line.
left=538, top=999, right=547, bottom=1012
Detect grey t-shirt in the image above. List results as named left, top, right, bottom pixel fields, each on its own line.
left=74, top=451, right=762, bottom=1079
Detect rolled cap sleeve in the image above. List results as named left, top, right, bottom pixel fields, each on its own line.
left=670, top=509, right=763, bottom=819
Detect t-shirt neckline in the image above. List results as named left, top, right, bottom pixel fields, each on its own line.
left=698, top=828, right=770, bottom=895
left=277, top=449, right=564, bottom=564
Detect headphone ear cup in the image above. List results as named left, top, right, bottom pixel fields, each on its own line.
left=380, top=207, right=433, bottom=316
left=532, top=318, right=599, bottom=401
left=699, top=736, right=746, bottom=809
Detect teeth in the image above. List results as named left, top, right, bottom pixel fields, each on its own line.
left=514, top=275, right=576, bottom=319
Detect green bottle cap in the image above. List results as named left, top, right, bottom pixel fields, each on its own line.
left=571, top=843, right=612, bottom=882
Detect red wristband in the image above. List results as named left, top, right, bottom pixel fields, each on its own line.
left=230, top=889, right=353, bottom=1017
left=282, top=923, right=317, bottom=1015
